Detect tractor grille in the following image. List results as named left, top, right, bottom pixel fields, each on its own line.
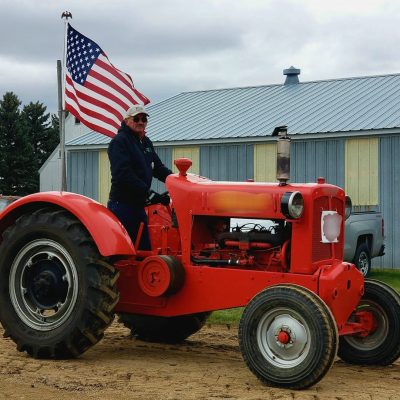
left=312, top=196, right=344, bottom=262
left=331, top=196, right=344, bottom=260
left=312, top=197, right=331, bottom=262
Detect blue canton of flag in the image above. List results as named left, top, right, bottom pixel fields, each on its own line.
left=65, top=24, right=149, bottom=138
left=66, top=25, right=102, bottom=86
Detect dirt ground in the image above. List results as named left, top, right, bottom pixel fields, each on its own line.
left=0, top=321, right=399, bottom=400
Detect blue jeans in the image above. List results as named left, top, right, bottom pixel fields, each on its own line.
left=107, top=200, right=151, bottom=250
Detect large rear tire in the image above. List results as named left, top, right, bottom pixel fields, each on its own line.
left=0, top=208, right=120, bottom=359
left=338, top=279, right=400, bottom=365
left=119, top=312, right=210, bottom=343
left=239, top=284, right=338, bottom=390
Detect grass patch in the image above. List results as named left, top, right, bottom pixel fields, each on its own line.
left=207, top=307, right=243, bottom=326
left=370, top=269, right=400, bottom=292
left=207, top=269, right=400, bottom=326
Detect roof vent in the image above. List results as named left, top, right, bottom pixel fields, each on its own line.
left=283, top=66, right=300, bottom=85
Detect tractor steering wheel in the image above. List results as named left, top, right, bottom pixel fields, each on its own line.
left=146, top=190, right=170, bottom=206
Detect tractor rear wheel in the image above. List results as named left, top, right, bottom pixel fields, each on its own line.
left=119, top=312, right=210, bottom=343
left=338, top=279, right=400, bottom=365
left=0, top=208, right=119, bottom=359
left=239, top=284, right=338, bottom=390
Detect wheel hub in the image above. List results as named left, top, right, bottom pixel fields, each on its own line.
left=257, top=312, right=310, bottom=368
left=28, top=260, right=68, bottom=309
left=276, top=327, right=292, bottom=346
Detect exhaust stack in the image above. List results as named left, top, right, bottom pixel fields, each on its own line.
left=273, top=126, right=290, bottom=186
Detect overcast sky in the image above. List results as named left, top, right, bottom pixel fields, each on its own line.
left=1, top=0, right=400, bottom=116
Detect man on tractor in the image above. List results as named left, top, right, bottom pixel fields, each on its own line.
left=107, top=104, right=172, bottom=249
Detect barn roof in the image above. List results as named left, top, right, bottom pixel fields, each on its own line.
left=67, top=70, right=400, bottom=147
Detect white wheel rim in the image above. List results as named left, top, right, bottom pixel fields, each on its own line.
left=9, top=239, right=79, bottom=331
left=358, top=252, right=370, bottom=276
left=257, top=308, right=311, bottom=368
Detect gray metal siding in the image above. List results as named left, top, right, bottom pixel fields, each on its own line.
left=151, top=146, right=173, bottom=193
left=291, top=139, right=345, bottom=187
left=200, top=144, right=254, bottom=181
left=67, top=151, right=99, bottom=200
left=379, top=135, right=400, bottom=269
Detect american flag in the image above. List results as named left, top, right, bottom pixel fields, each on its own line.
left=65, top=24, right=149, bottom=138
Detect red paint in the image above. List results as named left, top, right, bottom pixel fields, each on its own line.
left=0, top=192, right=134, bottom=256
left=137, top=256, right=173, bottom=297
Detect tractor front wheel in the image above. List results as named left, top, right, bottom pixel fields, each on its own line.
left=338, top=279, right=400, bottom=365
left=239, top=284, right=338, bottom=390
left=0, top=208, right=120, bottom=359
left=119, top=312, right=210, bottom=343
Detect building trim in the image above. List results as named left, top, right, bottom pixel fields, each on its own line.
left=65, top=128, right=400, bottom=151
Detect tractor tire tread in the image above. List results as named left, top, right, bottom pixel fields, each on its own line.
left=118, top=312, right=210, bottom=344
left=239, top=284, right=338, bottom=390
left=0, top=208, right=119, bottom=359
left=338, top=279, right=400, bottom=366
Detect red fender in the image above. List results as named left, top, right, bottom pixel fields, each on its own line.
left=0, top=191, right=135, bottom=257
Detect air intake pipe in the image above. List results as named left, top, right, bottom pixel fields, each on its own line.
left=273, top=126, right=290, bottom=186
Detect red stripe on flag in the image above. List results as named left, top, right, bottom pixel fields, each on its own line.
left=84, top=79, right=132, bottom=110
left=66, top=103, right=116, bottom=138
left=66, top=75, right=123, bottom=122
left=96, top=58, right=133, bottom=89
left=89, top=69, right=138, bottom=106
left=133, top=87, right=150, bottom=105
left=66, top=89, right=120, bottom=131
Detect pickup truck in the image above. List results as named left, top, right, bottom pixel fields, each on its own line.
left=344, top=212, right=385, bottom=277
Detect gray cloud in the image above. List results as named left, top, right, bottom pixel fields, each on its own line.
left=1, top=0, right=400, bottom=115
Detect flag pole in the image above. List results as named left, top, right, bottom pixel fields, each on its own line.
left=56, top=60, right=66, bottom=192
left=58, top=11, right=72, bottom=192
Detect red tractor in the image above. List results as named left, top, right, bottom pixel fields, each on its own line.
left=0, top=129, right=399, bottom=390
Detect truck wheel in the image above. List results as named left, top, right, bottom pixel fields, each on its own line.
left=239, top=284, right=338, bottom=390
left=0, top=208, right=119, bottom=359
left=338, top=279, right=400, bottom=365
left=119, top=312, right=210, bottom=343
left=353, top=243, right=371, bottom=277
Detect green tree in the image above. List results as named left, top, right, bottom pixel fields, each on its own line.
left=21, top=102, right=59, bottom=170
left=0, top=92, right=37, bottom=195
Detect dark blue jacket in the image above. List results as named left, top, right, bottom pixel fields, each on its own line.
left=108, top=122, right=172, bottom=205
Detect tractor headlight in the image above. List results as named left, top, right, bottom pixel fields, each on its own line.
left=281, top=191, right=304, bottom=219
left=345, top=195, right=352, bottom=220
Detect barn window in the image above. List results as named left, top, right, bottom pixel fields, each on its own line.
left=254, top=143, right=277, bottom=182
left=172, top=146, right=200, bottom=174
left=345, top=137, right=378, bottom=206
